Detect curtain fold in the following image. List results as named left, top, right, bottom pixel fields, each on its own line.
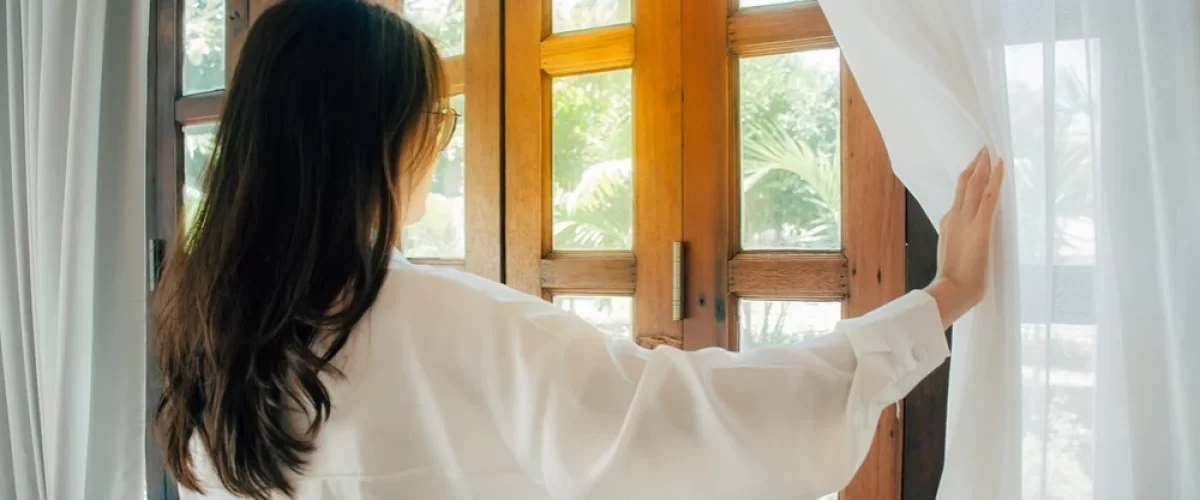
left=1, top=0, right=149, bottom=498
left=824, top=0, right=1199, bottom=498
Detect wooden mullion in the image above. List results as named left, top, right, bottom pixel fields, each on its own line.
left=839, top=62, right=907, bottom=500
left=540, top=24, right=636, bottom=77
left=632, top=0, right=684, bottom=344
left=728, top=252, right=848, bottom=299
left=504, top=0, right=551, bottom=294
left=541, top=253, right=637, bottom=294
left=463, top=0, right=503, bottom=281
left=728, top=2, right=835, bottom=57
left=249, top=0, right=280, bottom=22
left=174, top=92, right=224, bottom=125
left=444, top=55, right=466, bottom=96
left=226, top=0, right=251, bottom=86
left=680, top=0, right=733, bottom=351
left=148, top=0, right=181, bottom=497
left=408, top=258, right=466, bottom=270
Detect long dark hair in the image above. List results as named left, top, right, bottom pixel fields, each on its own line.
left=154, top=1, right=447, bottom=497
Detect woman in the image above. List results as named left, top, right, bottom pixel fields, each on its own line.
left=155, top=1, right=1005, bottom=499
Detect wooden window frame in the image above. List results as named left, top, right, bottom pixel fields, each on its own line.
left=146, top=0, right=502, bottom=498
left=146, top=1, right=938, bottom=499
left=681, top=2, right=907, bottom=498
left=504, top=0, right=684, bottom=348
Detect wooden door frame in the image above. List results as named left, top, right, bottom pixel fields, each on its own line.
left=504, top=0, right=683, bottom=347
left=681, top=2, right=908, bottom=498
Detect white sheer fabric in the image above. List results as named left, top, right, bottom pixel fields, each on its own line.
left=0, top=0, right=149, bottom=498
left=823, top=0, right=1199, bottom=498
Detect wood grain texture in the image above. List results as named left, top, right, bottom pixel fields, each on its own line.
left=680, top=0, right=733, bottom=351
left=504, top=0, right=550, bottom=294
left=633, top=0, right=684, bottom=344
left=154, top=0, right=181, bottom=244
left=463, top=0, right=503, bottom=281
left=174, top=92, right=223, bottom=124
left=540, top=253, right=637, bottom=293
left=148, top=1, right=181, bottom=498
left=728, top=2, right=835, bottom=57
left=226, top=0, right=251, bottom=86
left=540, top=24, right=636, bottom=76
left=444, top=55, right=466, bottom=96
left=840, top=63, right=908, bottom=500
left=728, top=253, right=848, bottom=299
left=408, top=258, right=466, bottom=270
left=248, top=0, right=280, bottom=21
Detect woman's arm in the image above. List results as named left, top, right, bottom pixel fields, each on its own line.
left=466, top=289, right=947, bottom=498
left=429, top=149, right=1003, bottom=497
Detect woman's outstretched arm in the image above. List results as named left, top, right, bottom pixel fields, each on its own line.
left=404, top=149, right=1003, bottom=498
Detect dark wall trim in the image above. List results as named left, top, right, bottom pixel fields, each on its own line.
left=902, top=191, right=950, bottom=500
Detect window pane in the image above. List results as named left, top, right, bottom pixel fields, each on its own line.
left=403, top=0, right=465, bottom=56
left=182, top=123, right=218, bottom=233
left=740, top=49, right=842, bottom=250
left=404, top=94, right=466, bottom=258
left=552, top=0, right=631, bottom=34
left=182, top=0, right=225, bottom=95
left=554, top=295, right=633, bottom=338
left=738, top=300, right=841, bottom=350
left=552, top=70, right=633, bottom=250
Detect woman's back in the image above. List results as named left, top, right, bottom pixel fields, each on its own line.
left=182, top=252, right=950, bottom=499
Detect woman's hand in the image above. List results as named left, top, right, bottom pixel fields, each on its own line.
left=926, top=147, right=1005, bottom=329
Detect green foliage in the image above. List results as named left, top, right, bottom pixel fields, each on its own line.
left=182, top=0, right=225, bottom=94
left=404, top=0, right=465, bottom=56
left=551, top=70, right=634, bottom=250
left=552, top=0, right=631, bottom=34
left=552, top=159, right=632, bottom=249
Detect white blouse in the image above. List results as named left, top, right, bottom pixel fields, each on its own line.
left=184, top=252, right=949, bottom=500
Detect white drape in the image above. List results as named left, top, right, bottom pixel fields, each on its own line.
left=1, top=0, right=149, bottom=498
left=823, top=0, right=1200, bottom=498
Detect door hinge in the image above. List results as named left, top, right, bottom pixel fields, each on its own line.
left=149, top=238, right=165, bottom=292
left=672, top=241, right=684, bottom=321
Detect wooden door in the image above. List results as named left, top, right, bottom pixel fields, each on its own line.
left=681, top=2, right=908, bottom=498
left=505, top=0, right=684, bottom=346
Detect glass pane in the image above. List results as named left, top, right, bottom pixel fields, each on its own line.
left=554, top=295, right=633, bottom=338
left=404, top=94, right=466, bottom=258
left=551, top=70, right=633, bottom=250
left=182, top=123, right=218, bottom=233
left=552, top=0, right=631, bottom=34
left=182, top=0, right=225, bottom=95
left=740, top=49, right=842, bottom=250
left=403, top=0, right=465, bottom=57
left=738, top=300, right=841, bottom=350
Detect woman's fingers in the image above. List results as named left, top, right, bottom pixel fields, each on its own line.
left=953, top=148, right=986, bottom=212
left=976, top=158, right=1005, bottom=223
left=962, top=148, right=991, bottom=214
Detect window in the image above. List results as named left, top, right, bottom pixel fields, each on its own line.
left=153, top=0, right=910, bottom=498
left=507, top=3, right=906, bottom=496
left=152, top=0, right=500, bottom=276
left=506, top=0, right=676, bottom=347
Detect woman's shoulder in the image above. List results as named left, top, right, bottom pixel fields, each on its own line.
left=376, top=261, right=559, bottom=324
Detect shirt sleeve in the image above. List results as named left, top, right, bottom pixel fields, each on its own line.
left=462, top=289, right=948, bottom=499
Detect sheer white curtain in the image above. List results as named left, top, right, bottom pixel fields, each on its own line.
left=823, top=0, right=1199, bottom=498
left=1, top=0, right=149, bottom=498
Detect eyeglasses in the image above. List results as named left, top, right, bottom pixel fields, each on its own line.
left=428, top=107, right=460, bottom=152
